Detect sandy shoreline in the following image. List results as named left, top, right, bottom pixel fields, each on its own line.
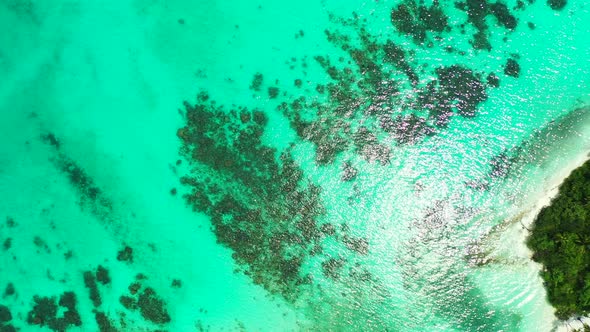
left=493, top=150, right=590, bottom=331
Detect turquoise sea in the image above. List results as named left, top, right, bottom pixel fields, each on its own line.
left=2, top=0, right=590, bottom=331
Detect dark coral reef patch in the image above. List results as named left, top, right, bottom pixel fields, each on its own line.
left=174, top=0, right=548, bottom=323
left=41, top=137, right=114, bottom=221
left=177, top=95, right=330, bottom=300
left=119, top=279, right=171, bottom=325
left=390, top=0, right=449, bottom=44
left=454, top=0, right=519, bottom=50
left=177, top=93, right=384, bottom=302
left=26, top=292, right=82, bottom=331
left=548, top=0, right=567, bottom=10
left=278, top=19, right=490, bottom=166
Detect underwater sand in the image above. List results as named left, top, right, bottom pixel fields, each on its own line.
left=1, top=0, right=590, bottom=331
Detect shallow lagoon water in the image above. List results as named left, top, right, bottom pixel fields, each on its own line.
left=1, top=0, right=590, bottom=331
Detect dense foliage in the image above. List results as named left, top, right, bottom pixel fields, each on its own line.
left=528, top=160, right=590, bottom=319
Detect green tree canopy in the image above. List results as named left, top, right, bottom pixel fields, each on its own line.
left=528, top=160, right=590, bottom=320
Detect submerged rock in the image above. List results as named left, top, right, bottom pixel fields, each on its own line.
left=94, top=311, right=118, bottom=332
left=486, top=72, right=500, bottom=87
left=40, top=132, right=60, bottom=149
left=119, top=295, right=137, bottom=310
left=137, top=287, right=171, bottom=324
left=128, top=282, right=141, bottom=295
left=27, top=296, right=57, bottom=327
left=96, top=265, right=111, bottom=285
left=489, top=153, right=513, bottom=178
left=490, top=2, right=518, bottom=29
left=2, top=238, right=11, bottom=251
left=117, top=246, right=133, bottom=263
left=58, top=292, right=82, bottom=328
left=548, top=0, right=567, bottom=10
left=83, top=271, right=101, bottom=307
left=0, top=305, right=11, bottom=322
left=5, top=217, right=15, bottom=228
left=268, top=87, right=279, bottom=99
left=504, top=58, right=521, bottom=77
left=3, top=283, right=15, bottom=298
left=250, top=73, right=263, bottom=91
left=26, top=293, right=81, bottom=331
left=435, top=65, right=487, bottom=117
left=322, top=257, right=346, bottom=280
left=1, top=324, right=16, bottom=332
left=342, top=236, right=369, bottom=255
left=390, top=1, right=449, bottom=44
left=341, top=162, right=358, bottom=182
